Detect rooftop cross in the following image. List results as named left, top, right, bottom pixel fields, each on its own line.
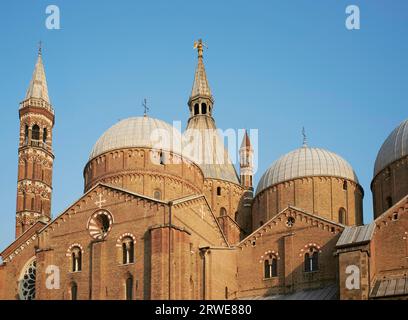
left=302, top=127, right=308, bottom=147
left=95, top=194, right=106, bottom=209
left=142, top=98, right=149, bottom=117
left=38, top=41, right=42, bottom=56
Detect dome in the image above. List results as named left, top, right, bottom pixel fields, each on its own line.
left=374, top=118, right=408, bottom=177
left=256, top=146, right=359, bottom=195
left=89, top=117, right=182, bottom=160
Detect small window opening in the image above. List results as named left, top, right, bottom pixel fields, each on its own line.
left=217, top=187, right=221, bottom=196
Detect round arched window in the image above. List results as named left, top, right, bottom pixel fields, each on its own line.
left=87, top=210, right=113, bottom=240
left=19, top=259, right=36, bottom=300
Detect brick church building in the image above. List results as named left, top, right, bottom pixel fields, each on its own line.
left=1, top=41, right=407, bottom=300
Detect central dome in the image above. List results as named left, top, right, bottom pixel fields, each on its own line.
left=256, top=146, right=359, bottom=195
left=89, top=117, right=182, bottom=160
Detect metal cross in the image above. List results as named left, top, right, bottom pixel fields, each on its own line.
left=302, top=127, right=307, bottom=147
left=142, top=98, right=149, bottom=117
left=38, top=41, right=42, bottom=55
left=95, top=194, right=106, bottom=209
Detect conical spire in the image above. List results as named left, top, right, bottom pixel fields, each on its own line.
left=25, top=44, right=50, bottom=104
left=189, top=39, right=214, bottom=105
left=240, top=130, right=252, bottom=150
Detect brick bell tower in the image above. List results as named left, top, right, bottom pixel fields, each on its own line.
left=239, top=130, right=254, bottom=190
left=15, top=46, right=55, bottom=237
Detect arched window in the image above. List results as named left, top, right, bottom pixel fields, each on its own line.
left=343, top=181, right=348, bottom=190
left=43, top=128, right=47, bottom=143
left=71, top=247, right=82, bottom=272
left=125, top=276, right=133, bottom=300
left=304, top=248, right=319, bottom=272
left=194, top=104, right=199, bottom=115
left=18, top=258, right=37, bottom=300
left=153, top=190, right=162, bottom=200
left=71, top=282, right=78, bottom=300
left=96, top=214, right=110, bottom=234
left=202, top=103, right=207, bottom=115
left=220, top=207, right=227, bottom=217
left=122, top=237, right=135, bottom=265
left=31, top=198, right=35, bottom=211
left=264, top=254, right=278, bottom=278
left=217, top=187, right=222, bottom=196
left=338, top=207, right=346, bottom=224
left=386, top=196, right=393, bottom=209
left=31, top=125, right=40, bottom=140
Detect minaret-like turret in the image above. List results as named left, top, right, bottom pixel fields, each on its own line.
left=239, top=130, right=254, bottom=190
left=15, top=45, right=55, bottom=237
left=188, top=39, right=215, bottom=119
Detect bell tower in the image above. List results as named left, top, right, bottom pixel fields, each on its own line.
left=239, top=130, right=254, bottom=190
left=15, top=46, right=55, bottom=237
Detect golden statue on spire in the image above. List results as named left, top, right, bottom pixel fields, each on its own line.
left=193, top=39, right=207, bottom=58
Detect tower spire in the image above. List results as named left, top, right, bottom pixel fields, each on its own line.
left=240, top=130, right=254, bottom=190
left=188, top=39, right=214, bottom=118
left=25, top=43, right=50, bottom=104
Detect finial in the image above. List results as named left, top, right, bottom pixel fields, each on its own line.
left=38, top=41, right=42, bottom=56
left=302, top=127, right=308, bottom=147
left=142, top=98, right=149, bottom=117
left=193, top=39, right=207, bottom=59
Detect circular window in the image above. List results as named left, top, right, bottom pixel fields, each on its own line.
left=286, top=217, right=295, bottom=228
left=88, top=210, right=113, bottom=240
left=19, top=259, right=36, bottom=300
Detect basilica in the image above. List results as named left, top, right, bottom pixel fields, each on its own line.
left=1, top=40, right=408, bottom=300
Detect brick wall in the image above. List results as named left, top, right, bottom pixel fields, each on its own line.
left=237, top=208, right=342, bottom=299
left=372, top=156, right=408, bottom=218
left=252, top=177, right=363, bottom=228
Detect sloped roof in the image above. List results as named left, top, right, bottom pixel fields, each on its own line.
left=371, top=276, right=408, bottom=299
left=336, top=223, right=375, bottom=248
left=239, top=284, right=338, bottom=300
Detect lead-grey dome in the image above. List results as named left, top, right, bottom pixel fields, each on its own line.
left=89, top=117, right=182, bottom=160
left=256, top=146, right=359, bottom=195
left=374, top=118, right=408, bottom=177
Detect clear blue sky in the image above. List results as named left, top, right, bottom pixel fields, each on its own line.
left=1, top=0, right=407, bottom=251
